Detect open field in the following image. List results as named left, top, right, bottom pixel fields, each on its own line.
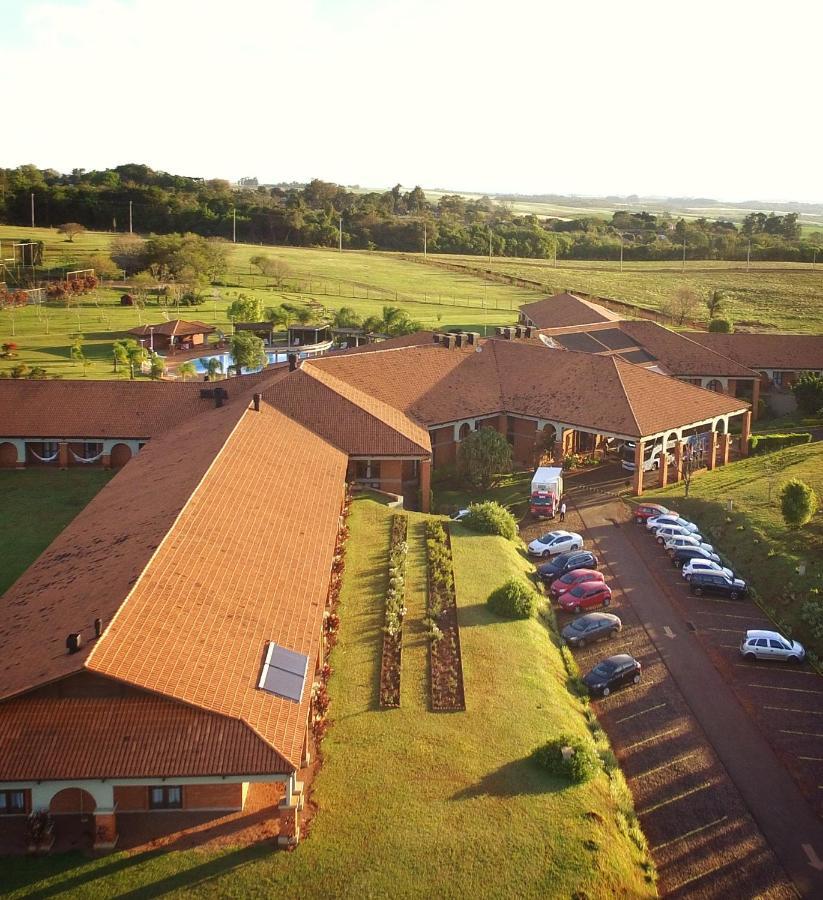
left=430, top=254, right=823, bottom=333
left=3, top=495, right=654, bottom=898
left=642, top=442, right=823, bottom=660
left=0, top=470, right=113, bottom=594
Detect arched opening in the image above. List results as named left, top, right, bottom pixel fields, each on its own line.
left=458, top=422, right=471, bottom=441
left=49, top=788, right=97, bottom=815
left=0, top=442, right=18, bottom=468
left=110, top=443, right=133, bottom=467
left=714, top=418, right=728, bottom=435
left=705, top=379, right=723, bottom=393
left=48, top=788, right=98, bottom=850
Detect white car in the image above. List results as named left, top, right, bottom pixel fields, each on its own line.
left=740, top=630, right=806, bottom=663
left=646, top=515, right=699, bottom=534
left=681, top=559, right=734, bottom=581
left=450, top=509, right=470, bottom=522
left=528, top=530, right=583, bottom=558
left=664, top=535, right=714, bottom=554
left=654, top=524, right=705, bottom=545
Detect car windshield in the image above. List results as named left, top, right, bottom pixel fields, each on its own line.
left=569, top=585, right=586, bottom=597
left=570, top=619, right=589, bottom=632
left=538, top=532, right=562, bottom=543
left=591, top=662, right=614, bottom=677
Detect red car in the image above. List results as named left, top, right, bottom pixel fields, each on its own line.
left=550, top=569, right=605, bottom=600
left=559, top=582, right=613, bottom=614
left=633, top=503, right=674, bottom=525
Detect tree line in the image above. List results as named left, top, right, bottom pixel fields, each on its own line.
left=1, top=164, right=820, bottom=262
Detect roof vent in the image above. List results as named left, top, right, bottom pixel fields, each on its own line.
left=443, top=334, right=457, bottom=349
left=214, top=387, right=227, bottom=408
left=466, top=332, right=480, bottom=346
left=253, top=392, right=261, bottom=412
left=66, top=632, right=82, bottom=654
left=288, top=352, right=299, bottom=371
left=432, top=333, right=443, bottom=344
left=258, top=642, right=309, bottom=702
left=94, top=617, right=103, bottom=638
left=525, top=326, right=535, bottom=338
left=454, top=333, right=464, bottom=348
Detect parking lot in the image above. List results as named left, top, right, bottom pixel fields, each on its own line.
left=522, top=486, right=823, bottom=897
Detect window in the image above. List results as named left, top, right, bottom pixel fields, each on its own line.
left=0, top=790, right=26, bottom=814
left=768, top=640, right=785, bottom=650
left=149, top=786, right=182, bottom=809
left=755, top=639, right=769, bottom=648
left=772, top=371, right=783, bottom=386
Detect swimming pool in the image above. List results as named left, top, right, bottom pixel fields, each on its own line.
left=191, top=351, right=289, bottom=375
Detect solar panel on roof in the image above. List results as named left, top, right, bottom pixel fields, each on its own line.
left=620, top=349, right=657, bottom=364
left=258, top=643, right=308, bottom=702
left=555, top=332, right=607, bottom=353
left=589, top=328, right=636, bottom=351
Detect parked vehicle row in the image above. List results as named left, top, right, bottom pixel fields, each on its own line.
left=635, top=503, right=805, bottom=662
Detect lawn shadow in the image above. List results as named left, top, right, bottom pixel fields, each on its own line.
left=450, top=756, right=565, bottom=800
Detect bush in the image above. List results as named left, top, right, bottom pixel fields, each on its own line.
left=708, top=317, right=733, bottom=333
left=531, top=734, right=600, bottom=784
left=487, top=577, right=537, bottom=619
left=457, top=428, right=512, bottom=489
left=462, top=500, right=518, bottom=540
left=792, top=371, right=823, bottom=415
left=799, top=598, right=823, bottom=641
left=749, top=432, right=811, bottom=455
left=780, top=478, right=819, bottom=528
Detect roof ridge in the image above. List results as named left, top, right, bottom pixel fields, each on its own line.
left=611, top=356, right=643, bottom=437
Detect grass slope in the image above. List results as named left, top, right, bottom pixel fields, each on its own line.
left=0, top=470, right=113, bottom=594
left=642, top=443, right=823, bottom=659
left=435, top=254, right=823, bottom=334
left=3, top=496, right=654, bottom=898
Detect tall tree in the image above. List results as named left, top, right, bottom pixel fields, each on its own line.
left=457, top=428, right=512, bottom=489
left=230, top=331, right=267, bottom=374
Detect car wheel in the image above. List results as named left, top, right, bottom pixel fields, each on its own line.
left=730, top=591, right=739, bottom=600
left=635, top=516, right=643, bottom=525
left=601, top=686, right=610, bottom=697
left=609, top=628, right=619, bottom=639
left=603, top=597, right=611, bottom=607
left=542, top=550, right=550, bottom=558
left=693, top=586, right=703, bottom=596
left=653, top=460, right=660, bottom=470
left=744, top=652, right=756, bottom=662
left=656, top=536, right=665, bottom=544
left=574, top=605, right=582, bottom=615
left=787, top=655, right=799, bottom=663
left=675, top=560, right=684, bottom=569
left=632, top=674, right=641, bottom=684
left=574, top=543, right=582, bottom=551
left=577, top=638, right=586, bottom=648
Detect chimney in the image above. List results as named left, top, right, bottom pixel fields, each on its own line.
left=214, top=387, right=227, bottom=408
left=288, top=352, right=298, bottom=371
left=66, top=632, right=82, bottom=654
left=454, top=333, right=464, bottom=348
left=253, top=392, right=261, bottom=412
left=495, top=327, right=504, bottom=337
left=443, top=334, right=456, bottom=349
left=525, top=326, right=534, bottom=338
left=94, top=617, right=103, bottom=638
left=466, top=332, right=480, bottom=346
left=432, top=333, right=442, bottom=344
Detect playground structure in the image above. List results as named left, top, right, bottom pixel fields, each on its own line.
left=1, top=238, right=45, bottom=288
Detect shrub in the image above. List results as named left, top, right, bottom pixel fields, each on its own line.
left=457, top=428, right=512, bottom=489
left=749, top=432, right=811, bottom=455
left=487, top=577, right=537, bottom=619
left=799, top=598, right=823, bottom=641
left=708, top=317, right=733, bottom=333
left=792, top=371, right=823, bottom=415
left=532, top=734, right=600, bottom=784
left=780, top=478, right=819, bottom=528
left=462, top=500, right=518, bottom=540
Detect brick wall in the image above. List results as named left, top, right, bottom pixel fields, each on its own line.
left=184, top=783, right=244, bottom=810
left=431, top=425, right=456, bottom=468
left=114, top=786, right=148, bottom=811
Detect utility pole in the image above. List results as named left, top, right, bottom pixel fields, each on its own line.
left=620, top=235, right=624, bottom=273
left=423, top=221, right=427, bottom=258
left=682, top=237, right=686, bottom=272
left=232, top=208, right=236, bottom=243
left=488, top=230, right=492, bottom=263
left=338, top=215, right=343, bottom=253
left=813, top=248, right=818, bottom=270
left=31, top=193, right=35, bottom=228
left=129, top=200, right=133, bottom=234
left=746, top=240, right=751, bottom=272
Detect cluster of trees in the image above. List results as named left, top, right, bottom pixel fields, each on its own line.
left=2, top=165, right=820, bottom=262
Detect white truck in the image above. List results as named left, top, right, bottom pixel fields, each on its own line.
left=530, top=466, right=563, bottom=518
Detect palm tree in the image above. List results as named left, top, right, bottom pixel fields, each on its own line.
left=381, top=305, right=404, bottom=330
left=706, top=290, right=724, bottom=319
left=332, top=306, right=362, bottom=329
left=178, top=361, right=196, bottom=382
left=293, top=306, right=314, bottom=325
left=206, top=357, right=224, bottom=380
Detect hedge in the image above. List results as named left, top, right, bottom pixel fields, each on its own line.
left=749, top=432, right=812, bottom=455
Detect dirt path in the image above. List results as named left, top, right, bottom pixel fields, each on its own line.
left=562, top=487, right=823, bottom=897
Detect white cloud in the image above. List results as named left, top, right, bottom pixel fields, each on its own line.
left=2, top=0, right=820, bottom=201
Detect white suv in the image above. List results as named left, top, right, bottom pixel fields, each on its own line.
left=682, top=559, right=733, bottom=581
left=664, top=535, right=714, bottom=554
left=739, top=630, right=805, bottom=663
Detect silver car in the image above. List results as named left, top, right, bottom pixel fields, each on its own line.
left=739, top=630, right=806, bottom=663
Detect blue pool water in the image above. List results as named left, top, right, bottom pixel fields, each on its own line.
left=192, top=351, right=288, bottom=375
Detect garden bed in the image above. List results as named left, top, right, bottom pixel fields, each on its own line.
left=379, top=514, right=408, bottom=707
left=424, top=521, right=466, bottom=711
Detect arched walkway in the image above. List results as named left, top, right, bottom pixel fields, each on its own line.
left=110, top=443, right=133, bottom=467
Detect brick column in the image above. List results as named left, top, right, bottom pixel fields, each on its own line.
left=92, top=811, right=118, bottom=851
left=102, top=454, right=111, bottom=468
left=378, top=459, right=403, bottom=495
left=673, top=441, right=684, bottom=483
left=751, top=379, right=761, bottom=421
left=719, top=433, right=731, bottom=465
left=419, top=459, right=431, bottom=513
left=707, top=431, right=719, bottom=470
left=740, top=411, right=752, bottom=457
left=58, top=442, right=69, bottom=469
left=553, top=429, right=566, bottom=466
left=632, top=440, right=645, bottom=496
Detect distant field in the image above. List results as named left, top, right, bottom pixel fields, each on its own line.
left=0, top=227, right=528, bottom=379
left=431, top=254, right=823, bottom=333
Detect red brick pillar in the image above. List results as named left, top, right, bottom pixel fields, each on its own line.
left=58, top=442, right=69, bottom=469
left=92, top=812, right=118, bottom=851
left=497, top=412, right=508, bottom=436
left=719, top=433, right=731, bottom=465
left=659, top=451, right=669, bottom=487
left=553, top=429, right=565, bottom=466
left=632, top=441, right=645, bottom=496
left=751, top=379, right=760, bottom=421
left=673, top=441, right=684, bottom=483
left=102, top=454, right=111, bottom=468
left=708, top=431, right=719, bottom=470
left=419, top=459, right=431, bottom=513
left=740, top=411, right=752, bottom=456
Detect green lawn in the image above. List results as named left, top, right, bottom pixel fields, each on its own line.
left=3, top=496, right=654, bottom=898
left=0, top=470, right=114, bottom=594
left=641, top=443, right=823, bottom=661
left=434, top=254, right=823, bottom=334
left=433, top=470, right=534, bottom=518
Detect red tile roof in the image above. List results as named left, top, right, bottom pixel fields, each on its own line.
left=128, top=319, right=216, bottom=338
left=264, top=366, right=431, bottom=456
left=0, top=692, right=292, bottom=781
left=519, top=292, right=621, bottom=329
left=86, top=402, right=347, bottom=768
left=683, top=332, right=823, bottom=371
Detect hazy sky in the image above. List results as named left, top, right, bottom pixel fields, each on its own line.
left=2, top=0, right=820, bottom=201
